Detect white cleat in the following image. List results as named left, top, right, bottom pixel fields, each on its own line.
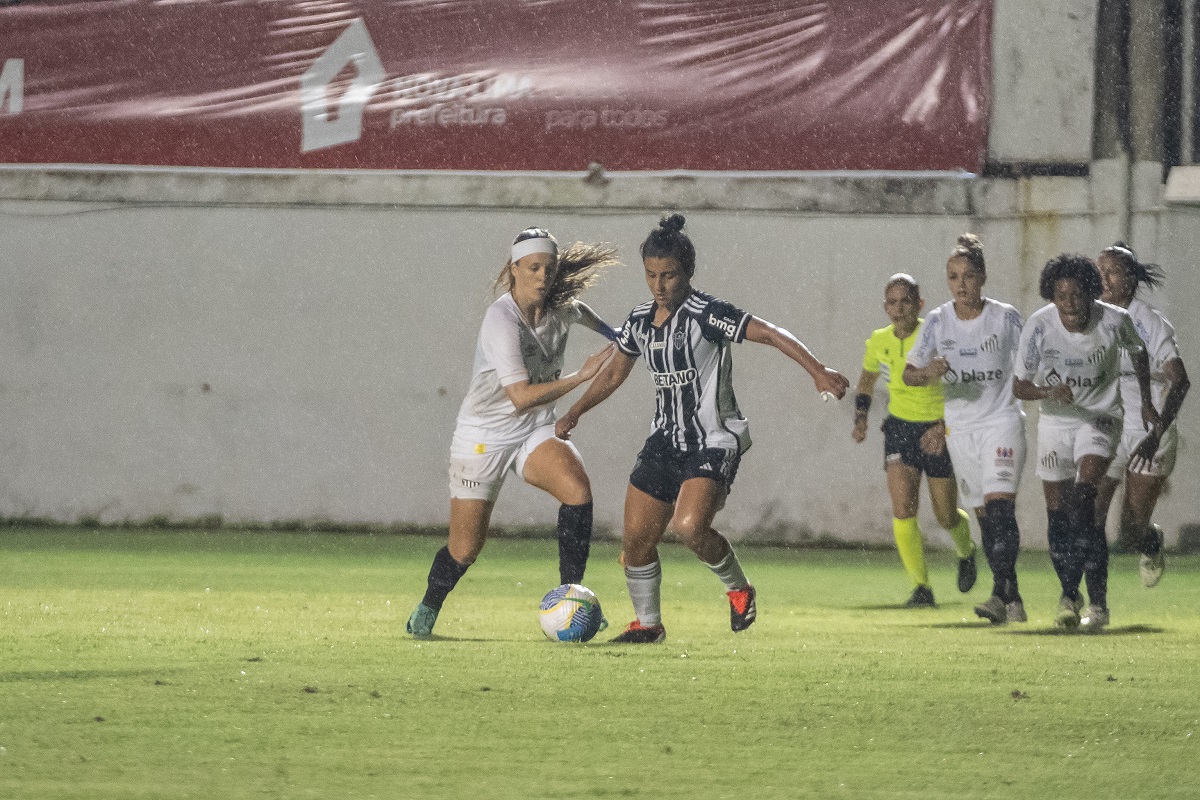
left=1005, top=599, right=1027, bottom=623
left=1080, top=604, right=1110, bottom=631
left=1139, top=524, right=1166, bottom=588
left=973, top=595, right=1007, bottom=624
left=1055, top=594, right=1083, bottom=629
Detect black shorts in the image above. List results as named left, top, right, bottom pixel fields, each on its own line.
left=629, top=431, right=741, bottom=504
left=881, top=415, right=955, bottom=479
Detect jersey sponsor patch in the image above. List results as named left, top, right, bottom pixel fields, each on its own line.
left=652, top=368, right=698, bottom=388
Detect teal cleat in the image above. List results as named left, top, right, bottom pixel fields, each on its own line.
left=406, top=602, right=438, bottom=638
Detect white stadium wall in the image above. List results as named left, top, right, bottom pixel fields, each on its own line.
left=0, top=169, right=1196, bottom=550
left=989, top=0, right=1097, bottom=164
left=1, top=1, right=1196, bottom=548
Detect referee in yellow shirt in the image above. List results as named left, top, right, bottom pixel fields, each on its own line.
left=852, top=274, right=976, bottom=606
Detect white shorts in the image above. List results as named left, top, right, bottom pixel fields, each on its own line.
left=1035, top=415, right=1120, bottom=482
left=946, top=418, right=1026, bottom=510
left=448, top=424, right=575, bottom=501
left=1106, top=424, right=1178, bottom=479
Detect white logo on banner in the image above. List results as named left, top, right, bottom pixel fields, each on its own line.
left=300, top=19, right=385, bottom=152
left=1, top=59, right=24, bottom=114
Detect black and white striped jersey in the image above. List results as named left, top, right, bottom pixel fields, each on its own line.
left=616, top=289, right=753, bottom=453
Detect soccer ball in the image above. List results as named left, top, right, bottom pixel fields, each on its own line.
left=538, top=584, right=603, bottom=642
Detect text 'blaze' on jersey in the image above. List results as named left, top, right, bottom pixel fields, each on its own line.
left=907, top=298, right=1024, bottom=431
left=616, top=290, right=752, bottom=453
left=1014, top=300, right=1145, bottom=424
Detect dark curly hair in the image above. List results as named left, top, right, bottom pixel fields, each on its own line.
left=640, top=213, right=696, bottom=278
left=1039, top=253, right=1102, bottom=302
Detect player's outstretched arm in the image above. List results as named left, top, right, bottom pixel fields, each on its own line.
left=743, top=316, right=850, bottom=399
left=504, top=344, right=615, bottom=413
left=574, top=301, right=619, bottom=342
left=555, top=351, right=638, bottom=439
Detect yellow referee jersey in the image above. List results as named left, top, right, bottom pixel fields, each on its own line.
left=862, top=321, right=944, bottom=423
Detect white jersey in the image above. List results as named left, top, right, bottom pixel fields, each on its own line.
left=1118, top=297, right=1180, bottom=433
left=1015, top=300, right=1144, bottom=425
left=906, top=298, right=1024, bottom=432
left=454, top=293, right=583, bottom=446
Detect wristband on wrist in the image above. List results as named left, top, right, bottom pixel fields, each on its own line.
left=854, top=393, right=872, bottom=414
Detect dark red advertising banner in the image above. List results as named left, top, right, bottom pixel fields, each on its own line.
left=0, top=0, right=991, bottom=172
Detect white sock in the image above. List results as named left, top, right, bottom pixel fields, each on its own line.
left=624, top=561, right=662, bottom=625
left=705, top=545, right=749, bottom=591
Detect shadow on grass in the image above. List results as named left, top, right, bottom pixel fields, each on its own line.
left=855, top=602, right=971, bottom=611
left=1002, top=624, right=1165, bottom=636
left=406, top=636, right=519, bottom=643
left=0, top=668, right=179, bottom=683
left=912, top=621, right=1166, bottom=635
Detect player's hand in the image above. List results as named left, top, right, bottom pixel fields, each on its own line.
left=928, top=357, right=951, bottom=379
left=578, top=343, right=615, bottom=382
left=555, top=409, right=580, bottom=440
left=851, top=419, right=867, bottom=443
left=919, top=422, right=947, bottom=456
left=1047, top=383, right=1074, bottom=404
left=814, top=367, right=850, bottom=400
left=1129, top=430, right=1159, bottom=474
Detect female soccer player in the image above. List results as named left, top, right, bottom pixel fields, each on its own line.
left=853, top=274, right=976, bottom=608
left=903, top=234, right=1027, bottom=623
left=555, top=214, right=849, bottom=643
left=1013, top=253, right=1157, bottom=630
left=1095, top=243, right=1190, bottom=587
left=406, top=228, right=619, bottom=638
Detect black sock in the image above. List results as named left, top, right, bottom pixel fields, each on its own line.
left=983, top=498, right=1021, bottom=602
left=1142, top=525, right=1163, bottom=556
left=1046, top=507, right=1080, bottom=600
left=1064, top=483, right=1103, bottom=606
left=978, top=513, right=1003, bottom=598
left=557, top=502, right=593, bottom=585
left=1083, top=522, right=1109, bottom=608
left=421, top=546, right=469, bottom=612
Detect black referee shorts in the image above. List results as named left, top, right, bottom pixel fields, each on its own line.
left=881, top=415, right=955, bottom=479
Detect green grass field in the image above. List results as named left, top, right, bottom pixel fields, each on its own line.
left=2, top=527, right=1198, bottom=799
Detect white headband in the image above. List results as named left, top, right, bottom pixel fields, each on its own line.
left=511, top=237, right=557, bottom=263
